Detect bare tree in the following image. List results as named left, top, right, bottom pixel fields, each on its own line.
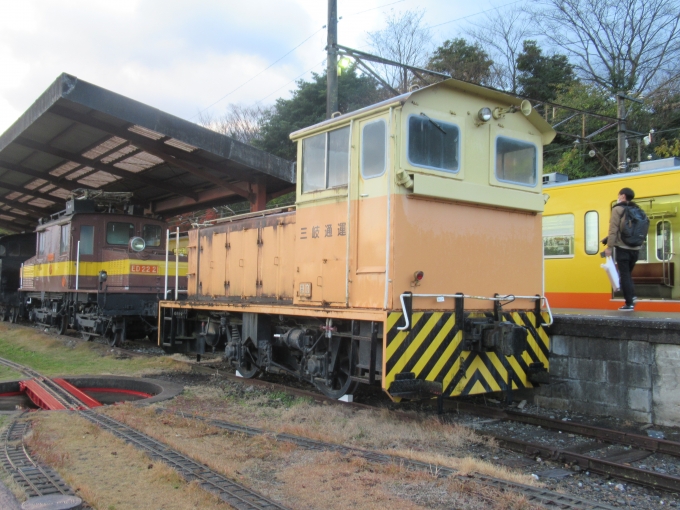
left=467, top=9, right=532, bottom=93
left=367, top=10, right=433, bottom=93
left=530, top=0, right=680, bottom=95
left=196, top=103, right=269, bottom=145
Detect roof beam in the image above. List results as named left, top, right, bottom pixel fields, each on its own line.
left=152, top=186, right=252, bottom=216
left=49, top=106, right=253, bottom=200
left=14, top=137, right=200, bottom=202
left=0, top=198, right=46, bottom=217
left=0, top=179, right=63, bottom=205
left=0, top=159, right=82, bottom=193
left=0, top=220, right=28, bottom=233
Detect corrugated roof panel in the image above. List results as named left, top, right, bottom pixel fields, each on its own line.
left=5, top=192, right=24, bottom=200
left=82, top=136, right=126, bottom=159
left=0, top=215, right=15, bottom=221
left=65, top=167, right=94, bottom=180
left=77, top=171, right=121, bottom=188
left=50, top=161, right=80, bottom=177
left=27, top=198, right=55, bottom=208
left=50, top=189, right=70, bottom=200
left=39, top=184, right=56, bottom=193
left=101, top=145, right=137, bottom=164
left=165, top=139, right=197, bottom=152
left=10, top=209, right=28, bottom=216
left=128, top=125, right=164, bottom=140
left=113, top=152, right=163, bottom=173
left=18, top=196, right=31, bottom=203
left=24, top=179, right=48, bottom=190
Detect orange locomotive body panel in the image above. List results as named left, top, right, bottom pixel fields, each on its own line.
left=160, top=78, right=555, bottom=401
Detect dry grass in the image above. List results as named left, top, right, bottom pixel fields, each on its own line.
left=25, top=411, right=229, bottom=509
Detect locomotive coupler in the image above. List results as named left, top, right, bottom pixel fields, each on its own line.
left=460, top=318, right=528, bottom=357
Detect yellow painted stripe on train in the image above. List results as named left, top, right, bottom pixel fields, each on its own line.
left=488, top=352, right=508, bottom=382
left=23, top=260, right=188, bottom=278
left=413, top=314, right=455, bottom=379
left=511, top=312, right=548, bottom=367
left=466, top=355, right=502, bottom=393
left=467, top=379, right=488, bottom=396
left=425, top=327, right=461, bottom=381
left=442, top=356, right=463, bottom=396
left=386, top=312, right=403, bottom=333
left=386, top=312, right=442, bottom=381
left=385, top=312, right=425, bottom=360
left=526, top=312, right=550, bottom=350
left=507, top=355, right=532, bottom=389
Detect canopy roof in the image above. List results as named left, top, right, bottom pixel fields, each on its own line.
left=0, top=73, right=295, bottom=233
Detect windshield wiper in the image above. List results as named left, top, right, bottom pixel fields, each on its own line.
left=420, top=112, right=446, bottom=134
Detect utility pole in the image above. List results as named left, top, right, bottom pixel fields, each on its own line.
left=617, top=93, right=627, bottom=173
left=326, top=0, right=338, bottom=119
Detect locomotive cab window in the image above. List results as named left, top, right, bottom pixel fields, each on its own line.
left=361, top=119, right=386, bottom=178
left=106, top=222, right=135, bottom=245
left=495, top=136, right=537, bottom=187
left=301, top=126, right=350, bottom=193
left=79, top=226, right=94, bottom=255
left=60, top=225, right=69, bottom=254
left=143, top=224, right=162, bottom=247
left=407, top=114, right=459, bottom=172
left=37, top=232, right=46, bottom=256
left=543, top=214, right=574, bottom=257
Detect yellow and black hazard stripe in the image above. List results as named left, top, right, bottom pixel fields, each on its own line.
left=384, top=310, right=550, bottom=399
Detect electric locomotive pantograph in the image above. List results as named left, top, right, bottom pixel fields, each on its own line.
left=159, top=79, right=555, bottom=400
left=20, top=190, right=187, bottom=345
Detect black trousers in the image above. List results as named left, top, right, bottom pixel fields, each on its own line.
left=616, top=247, right=639, bottom=306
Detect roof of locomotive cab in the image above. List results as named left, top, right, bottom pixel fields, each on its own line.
left=35, top=209, right=168, bottom=231
left=0, top=73, right=296, bottom=235
left=289, top=78, right=556, bottom=145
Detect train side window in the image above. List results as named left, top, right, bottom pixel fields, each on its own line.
left=107, top=222, right=135, bottom=245
left=37, top=232, right=46, bottom=256
left=495, top=136, right=537, bottom=187
left=656, top=221, right=672, bottom=261
left=407, top=114, right=459, bottom=172
left=143, top=225, right=162, bottom=247
left=584, top=211, right=599, bottom=255
left=60, top=225, right=69, bottom=254
left=301, top=126, right=350, bottom=193
left=543, top=214, right=574, bottom=257
left=361, top=119, right=386, bottom=178
left=80, top=226, right=94, bottom=255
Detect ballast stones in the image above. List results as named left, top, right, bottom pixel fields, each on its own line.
left=21, top=494, right=82, bottom=510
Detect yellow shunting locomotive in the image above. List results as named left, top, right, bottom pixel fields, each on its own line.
left=20, top=191, right=187, bottom=345
left=159, top=79, right=555, bottom=400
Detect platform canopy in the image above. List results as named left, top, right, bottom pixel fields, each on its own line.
left=0, top=73, right=295, bottom=233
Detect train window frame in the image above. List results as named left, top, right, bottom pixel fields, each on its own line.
left=301, top=125, right=350, bottom=193
left=143, top=224, right=162, bottom=247
left=106, top=222, right=135, bottom=246
left=406, top=114, right=460, bottom=174
left=543, top=213, right=575, bottom=258
left=494, top=135, right=538, bottom=188
left=656, top=220, right=672, bottom=261
left=37, top=232, right=46, bottom=257
left=59, top=225, right=69, bottom=255
left=79, top=226, right=94, bottom=255
left=361, top=119, right=387, bottom=179
left=584, top=211, right=599, bottom=255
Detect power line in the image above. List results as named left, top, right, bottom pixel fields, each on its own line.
left=423, top=0, right=523, bottom=31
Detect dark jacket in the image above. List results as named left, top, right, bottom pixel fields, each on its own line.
left=607, top=201, right=642, bottom=251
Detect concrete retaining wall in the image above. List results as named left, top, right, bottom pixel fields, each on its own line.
left=525, top=314, right=680, bottom=426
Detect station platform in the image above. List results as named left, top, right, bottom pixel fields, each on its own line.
left=554, top=308, right=680, bottom=322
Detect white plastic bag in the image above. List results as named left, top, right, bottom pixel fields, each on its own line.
left=601, top=255, right=620, bottom=291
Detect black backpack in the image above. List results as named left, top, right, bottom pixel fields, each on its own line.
left=620, top=204, right=649, bottom=247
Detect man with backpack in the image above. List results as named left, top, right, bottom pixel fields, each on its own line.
left=603, top=187, right=648, bottom=311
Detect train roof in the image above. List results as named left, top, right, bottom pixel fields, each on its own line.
left=0, top=73, right=296, bottom=235
left=290, top=78, right=556, bottom=145
left=543, top=160, right=680, bottom=190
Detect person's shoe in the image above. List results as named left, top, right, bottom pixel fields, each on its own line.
left=619, top=304, right=635, bottom=311
left=632, top=296, right=638, bottom=302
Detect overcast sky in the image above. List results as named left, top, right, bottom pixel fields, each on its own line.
left=0, top=0, right=516, bottom=136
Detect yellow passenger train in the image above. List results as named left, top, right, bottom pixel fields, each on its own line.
left=543, top=158, right=680, bottom=312
left=159, top=79, right=555, bottom=400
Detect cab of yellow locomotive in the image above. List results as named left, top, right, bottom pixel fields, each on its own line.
left=290, top=79, right=555, bottom=312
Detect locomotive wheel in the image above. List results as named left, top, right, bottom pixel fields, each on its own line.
left=8, top=307, right=19, bottom=324
left=236, top=340, right=261, bottom=379
left=314, top=346, right=358, bottom=399
left=57, top=315, right=68, bottom=335
left=107, top=321, right=125, bottom=347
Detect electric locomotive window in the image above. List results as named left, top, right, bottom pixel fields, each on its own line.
left=361, top=120, right=386, bottom=178
left=107, top=222, right=135, bottom=245
left=407, top=115, right=459, bottom=172
left=542, top=214, right=574, bottom=257
left=656, top=221, right=672, bottom=261
left=37, top=232, right=46, bottom=256
left=495, top=136, right=537, bottom=186
left=60, top=225, right=69, bottom=254
left=79, top=226, right=94, bottom=255
left=584, top=211, right=599, bottom=255
left=301, top=126, right=350, bottom=193
left=143, top=225, right=162, bottom=247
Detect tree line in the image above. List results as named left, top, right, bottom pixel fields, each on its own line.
left=199, top=0, right=680, bottom=182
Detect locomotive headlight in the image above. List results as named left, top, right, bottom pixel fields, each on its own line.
left=478, top=107, right=492, bottom=122
left=130, top=236, right=146, bottom=252
left=98, top=270, right=107, bottom=283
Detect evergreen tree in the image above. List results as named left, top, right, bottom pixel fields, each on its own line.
left=517, top=40, right=575, bottom=102
left=427, top=38, right=493, bottom=85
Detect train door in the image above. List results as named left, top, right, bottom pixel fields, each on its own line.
left=632, top=195, right=679, bottom=299
left=73, top=222, right=96, bottom=291
left=351, top=115, right=389, bottom=308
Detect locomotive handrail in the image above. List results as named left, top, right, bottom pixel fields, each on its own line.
left=397, top=292, right=553, bottom=331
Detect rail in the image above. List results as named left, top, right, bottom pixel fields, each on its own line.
left=397, top=292, right=553, bottom=331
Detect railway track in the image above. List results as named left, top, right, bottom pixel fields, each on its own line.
left=1, top=417, right=86, bottom=507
